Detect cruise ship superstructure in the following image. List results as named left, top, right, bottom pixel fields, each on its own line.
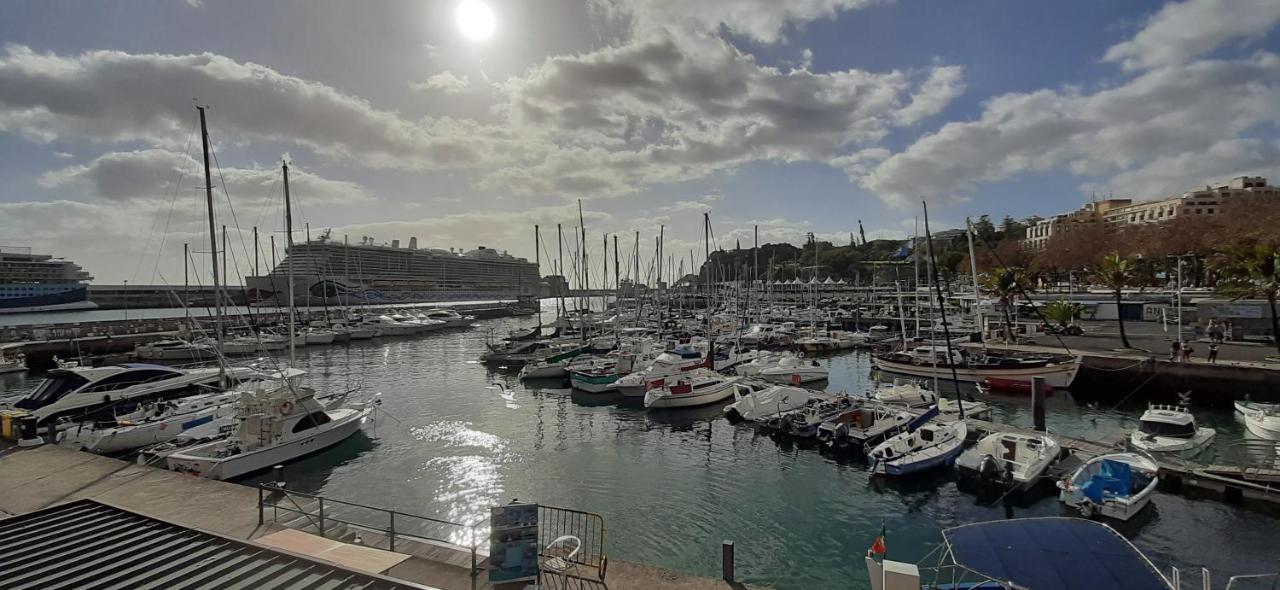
left=0, top=246, right=98, bottom=314
left=245, top=234, right=540, bottom=305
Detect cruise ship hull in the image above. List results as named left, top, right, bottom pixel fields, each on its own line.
left=0, top=287, right=98, bottom=314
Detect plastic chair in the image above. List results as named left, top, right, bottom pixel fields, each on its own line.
left=541, top=534, right=582, bottom=578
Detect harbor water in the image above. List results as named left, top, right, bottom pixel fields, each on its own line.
left=2, top=304, right=1278, bottom=588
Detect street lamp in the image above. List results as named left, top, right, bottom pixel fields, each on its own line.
left=123, top=279, right=129, bottom=322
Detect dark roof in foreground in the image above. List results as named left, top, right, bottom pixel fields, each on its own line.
left=0, top=499, right=423, bottom=590
left=943, top=517, right=1170, bottom=590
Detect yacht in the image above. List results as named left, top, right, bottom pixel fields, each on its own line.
left=1128, top=403, right=1216, bottom=456
left=422, top=308, right=476, bottom=328
left=7, top=363, right=255, bottom=426
left=643, top=369, right=740, bottom=409
left=955, top=432, right=1061, bottom=491
left=357, top=314, right=422, bottom=336
left=868, top=413, right=968, bottom=476
left=1235, top=401, right=1280, bottom=440
left=758, top=356, right=829, bottom=384
left=1058, top=453, right=1159, bottom=520
left=723, top=384, right=810, bottom=422
left=164, top=383, right=370, bottom=480
left=0, top=344, right=26, bottom=374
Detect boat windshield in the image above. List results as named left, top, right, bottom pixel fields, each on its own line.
left=1139, top=419, right=1195, bottom=438
left=14, top=374, right=90, bottom=410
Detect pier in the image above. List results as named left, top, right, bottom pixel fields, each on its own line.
left=0, top=443, right=765, bottom=590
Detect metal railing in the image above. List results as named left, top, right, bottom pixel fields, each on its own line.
left=538, top=504, right=607, bottom=578
left=258, top=484, right=487, bottom=575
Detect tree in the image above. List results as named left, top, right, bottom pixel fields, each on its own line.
left=973, top=215, right=997, bottom=242
left=1093, top=253, right=1136, bottom=349
left=980, top=267, right=1033, bottom=343
left=1213, top=240, right=1280, bottom=356
left=1042, top=299, right=1083, bottom=327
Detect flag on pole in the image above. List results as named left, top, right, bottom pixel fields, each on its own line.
left=869, top=522, right=887, bottom=556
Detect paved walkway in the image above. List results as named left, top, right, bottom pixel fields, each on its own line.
left=0, top=444, right=763, bottom=590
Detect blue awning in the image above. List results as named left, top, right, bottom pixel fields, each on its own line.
left=943, top=518, right=1170, bottom=590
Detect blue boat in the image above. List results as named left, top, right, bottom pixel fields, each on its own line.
left=868, top=408, right=968, bottom=476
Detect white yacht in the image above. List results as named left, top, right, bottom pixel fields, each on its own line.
left=1058, top=453, right=1159, bottom=520
left=955, top=432, right=1061, bottom=491
left=357, top=314, right=422, bottom=336
left=615, top=344, right=709, bottom=397
left=57, top=390, right=242, bottom=454
left=732, top=350, right=788, bottom=377
left=8, top=364, right=254, bottom=426
left=422, top=308, right=476, bottom=328
left=1236, top=401, right=1280, bottom=440
left=165, top=383, right=370, bottom=480
left=1128, top=403, right=1216, bottom=456
left=723, top=384, right=810, bottom=422
left=758, top=356, right=829, bottom=384
left=643, top=369, right=740, bottom=409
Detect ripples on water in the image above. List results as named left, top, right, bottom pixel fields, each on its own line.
left=4, top=312, right=1279, bottom=589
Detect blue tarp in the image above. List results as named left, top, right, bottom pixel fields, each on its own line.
left=943, top=518, right=1169, bottom=590
left=1082, top=459, right=1133, bottom=503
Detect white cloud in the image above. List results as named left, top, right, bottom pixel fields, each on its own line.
left=409, top=71, right=470, bottom=94
left=856, top=53, right=1280, bottom=207
left=1103, top=0, right=1280, bottom=71
left=594, top=0, right=887, bottom=44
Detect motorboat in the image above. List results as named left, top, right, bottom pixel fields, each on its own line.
left=616, top=344, right=710, bottom=397
left=518, top=346, right=592, bottom=379
left=1128, top=403, right=1216, bottom=456
left=643, top=369, right=740, bottom=409
left=302, top=327, right=336, bottom=345
left=422, top=308, right=476, bottom=328
left=1058, top=453, right=1159, bottom=520
left=134, top=340, right=214, bottom=361
left=867, top=518, right=1174, bottom=590
left=872, top=381, right=937, bottom=408
left=7, top=363, right=255, bottom=426
left=772, top=395, right=857, bottom=439
left=357, top=315, right=422, bottom=336
left=164, top=384, right=370, bottom=480
left=0, top=344, right=25, bottom=374
left=938, top=397, right=993, bottom=420
left=57, top=390, right=241, bottom=454
left=723, top=384, right=811, bottom=422
left=733, top=350, right=788, bottom=377
left=481, top=340, right=588, bottom=365
left=738, top=324, right=793, bottom=347
left=868, top=410, right=967, bottom=476
left=794, top=330, right=862, bottom=353
left=1235, top=401, right=1280, bottom=440
left=873, top=348, right=1081, bottom=389
left=956, top=432, right=1061, bottom=491
left=759, top=356, right=829, bottom=385
left=333, top=320, right=377, bottom=340
left=569, top=357, right=623, bottom=393
left=816, top=404, right=912, bottom=452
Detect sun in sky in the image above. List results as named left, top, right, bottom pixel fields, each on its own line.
left=456, top=0, right=496, bottom=41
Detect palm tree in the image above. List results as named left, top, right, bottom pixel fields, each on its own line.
left=1213, top=241, right=1280, bottom=356
left=1093, top=253, right=1135, bottom=349
left=1042, top=299, right=1083, bottom=328
left=980, top=267, right=1032, bottom=343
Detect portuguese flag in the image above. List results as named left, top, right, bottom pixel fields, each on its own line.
left=869, top=523, right=887, bottom=556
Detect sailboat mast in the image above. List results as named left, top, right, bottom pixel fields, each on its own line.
left=197, top=106, right=225, bottom=384
left=966, top=217, right=981, bottom=338
left=578, top=200, right=588, bottom=308
left=922, top=201, right=964, bottom=418
left=283, top=160, right=296, bottom=366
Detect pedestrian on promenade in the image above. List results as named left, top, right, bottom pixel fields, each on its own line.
left=1207, top=319, right=1221, bottom=343
left=1208, top=342, right=1220, bottom=364
left=1170, top=340, right=1181, bottom=362
left=1182, top=342, right=1194, bottom=363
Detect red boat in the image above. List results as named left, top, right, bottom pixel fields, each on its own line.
left=981, top=377, right=1054, bottom=396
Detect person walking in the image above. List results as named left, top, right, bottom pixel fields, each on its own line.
left=1208, top=342, right=1220, bottom=364
left=1170, top=340, right=1181, bottom=363
left=1182, top=342, right=1194, bottom=363
left=1207, top=319, right=1221, bottom=343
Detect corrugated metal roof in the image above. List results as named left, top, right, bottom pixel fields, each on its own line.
left=0, top=499, right=423, bottom=590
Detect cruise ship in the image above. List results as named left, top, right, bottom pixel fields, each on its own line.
left=245, top=233, right=540, bottom=305
left=0, top=246, right=98, bottom=314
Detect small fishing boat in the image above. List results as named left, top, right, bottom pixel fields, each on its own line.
left=956, top=432, right=1060, bottom=491
left=1235, top=401, right=1280, bottom=440
left=518, top=346, right=591, bottom=379
left=871, top=381, right=937, bottom=408
left=723, top=384, right=810, bottom=422
left=643, top=369, right=740, bottom=409
left=774, top=396, right=857, bottom=439
left=1058, top=452, right=1159, bottom=520
left=1128, top=403, right=1216, bottom=456
left=0, top=344, right=25, bottom=374
left=868, top=410, right=967, bottom=476
left=759, top=356, right=829, bottom=384
left=816, top=405, right=912, bottom=452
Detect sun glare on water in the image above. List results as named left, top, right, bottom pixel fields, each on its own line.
left=456, top=0, right=496, bottom=41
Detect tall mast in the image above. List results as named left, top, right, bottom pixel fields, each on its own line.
left=253, top=226, right=260, bottom=277
left=197, top=106, right=225, bottom=384
left=965, top=217, right=981, bottom=337
left=578, top=200, right=588, bottom=306
left=283, top=160, right=296, bottom=366
left=221, top=225, right=228, bottom=303
left=557, top=223, right=566, bottom=318
left=923, top=201, right=964, bottom=418
left=612, top=234, right=620, bottom=310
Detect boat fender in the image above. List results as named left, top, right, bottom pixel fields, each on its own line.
left=1078, top=500, right=1094, bottom=518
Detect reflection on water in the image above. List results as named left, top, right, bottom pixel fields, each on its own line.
left=5, top=307, right=1280, bottom=589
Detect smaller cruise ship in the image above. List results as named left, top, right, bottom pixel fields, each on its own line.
left=0, top=246, right=97, bottom=314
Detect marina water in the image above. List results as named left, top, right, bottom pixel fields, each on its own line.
left=2, top=302, right=1278, bottom=588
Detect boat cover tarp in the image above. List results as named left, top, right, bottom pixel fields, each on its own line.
left=1082, top=459, right=1133, bottom=504
left=943, top=518, right=1169, bottom=590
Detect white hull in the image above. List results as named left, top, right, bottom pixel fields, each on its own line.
left=1236, top=402, right=1280, bottom=440
left=873, top=357, right=1080, bottom=388
left=0, top=300, right=98, bottom=314
left=60, top=405, right=231, bottom=454
left=1058, top=453, right=1158, bottom=521
left=1129, top=429, right=1216, bottom=455
left=520, top=364, right=567, bottom=379
left=166, top=408, right=368, bottom=480
left=759, top=368, right=828, bottom=384
left=723, top=385, right=810, bottom=422
left=644, top=378, right=739, bottom=409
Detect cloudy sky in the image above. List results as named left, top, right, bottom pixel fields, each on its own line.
left=2, top=0, right=1280, bottom=284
